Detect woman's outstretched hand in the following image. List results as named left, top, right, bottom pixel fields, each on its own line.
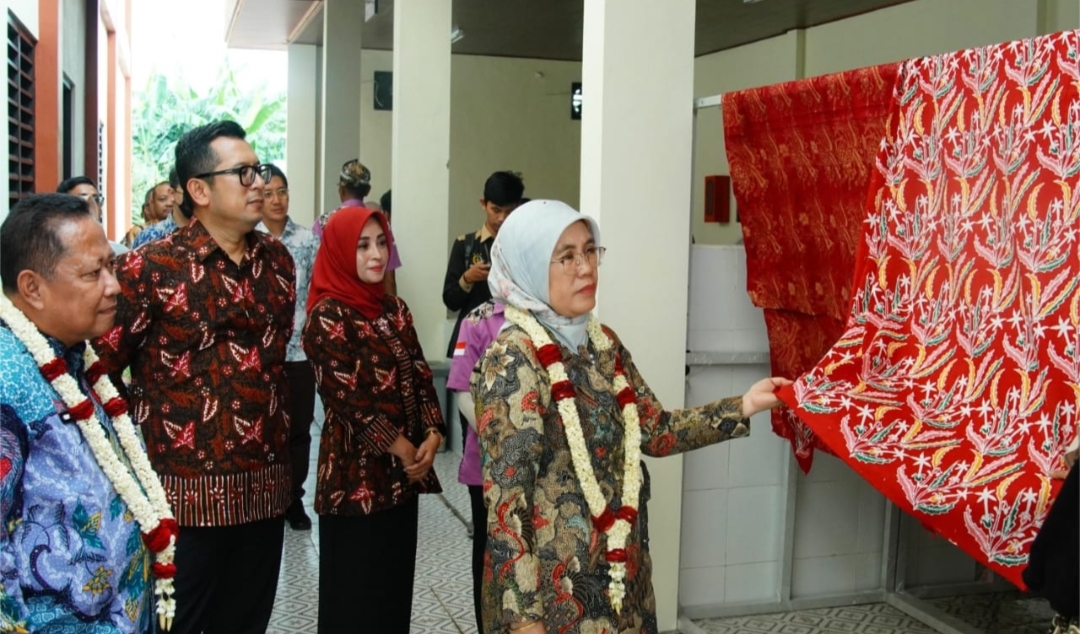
left=740, top=377, right=794, bottom=419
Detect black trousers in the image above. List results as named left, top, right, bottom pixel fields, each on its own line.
left=1024, top=464, right=1079, bottom=618
left=285, top=360, right=316, bottom=502
left=468, top=484, right=487, bottom=634
left=318, top=499, right=419, bottom=634
left=170, top=517, right=286, bottom=634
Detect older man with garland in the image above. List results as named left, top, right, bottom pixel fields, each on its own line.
left=0, top=193, right=178, bottom=633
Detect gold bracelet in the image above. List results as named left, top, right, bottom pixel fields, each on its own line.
left=508, top=620, right=538, bottom=632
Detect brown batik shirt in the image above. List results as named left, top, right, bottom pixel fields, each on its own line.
left=95, top=218, right=296, bottom=527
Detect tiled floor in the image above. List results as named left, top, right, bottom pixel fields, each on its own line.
left=693, top=603, right=939, bottom=634
left=265, top=419, right=1056, bottom=634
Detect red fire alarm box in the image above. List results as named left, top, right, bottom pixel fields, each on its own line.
left=704, top=175, right=731, bottom=223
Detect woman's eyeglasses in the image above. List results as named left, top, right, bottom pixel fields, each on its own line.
left=551, top=246, right=606, bottom=274
left=193, top=163, right=273, bottom=187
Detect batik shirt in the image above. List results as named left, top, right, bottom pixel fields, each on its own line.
left=1, top=326, right=152, bottom=633
left=131, top=214, right=178, bottom=249
left=472, top=324, right=748, bottom=634
left=302, top=296, right=444, bottom=516
left=95, top=218, right=296, bottom=527
left=257, top=218, right=320, bottom=362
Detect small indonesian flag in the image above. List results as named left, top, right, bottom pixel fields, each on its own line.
left=453, top=341, right=467, bottom=357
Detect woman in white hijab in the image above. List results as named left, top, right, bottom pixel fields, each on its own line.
left=471, top=201, right=790, bottom=634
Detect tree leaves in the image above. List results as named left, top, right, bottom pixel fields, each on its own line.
left=131, top=61, right=287, bottom=216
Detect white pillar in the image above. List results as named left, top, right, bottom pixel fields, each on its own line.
left=320, top=0, right=364, bottom=217
left=391, top=0, right=452, bottom=360
left=287, top=43, right=318, bottom=227
left=579, top=0, right=696, bottom=629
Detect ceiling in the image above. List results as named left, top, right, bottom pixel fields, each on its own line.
left=226, top=0, right=915, bottom=60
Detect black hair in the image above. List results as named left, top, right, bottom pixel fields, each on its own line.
left=267, top=164, right=289, bottom=189
left=56, top=176, right=97, bottom=194
left=169, top=166, right=180, bottom=189
left=380, top=190, right=391, bottom=215
left=174, top=120, right=248, bottom=218
left=342, top=182, right=371, bottom=200
left=1, top=194, right=93, bottom=293
left=483, top=171, right=525, bottom=207
left=144, top=186, right=156, bottom=204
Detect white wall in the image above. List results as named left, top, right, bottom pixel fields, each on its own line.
left=61, top=0, right=87, bottom=182
left=354, top=51, right=582, bottom=252
left=690, top=0, right=1077, bottom=245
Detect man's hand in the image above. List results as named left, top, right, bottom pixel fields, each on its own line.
left=463, top=262, right=491, bottom=285
left=388, top=435, right=417, bottom=466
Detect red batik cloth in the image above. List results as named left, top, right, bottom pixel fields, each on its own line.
left=779, top=30, right=1080, bottom=588
left=723, top=63, right=900, bottom=471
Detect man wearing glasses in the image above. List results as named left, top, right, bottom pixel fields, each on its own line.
left=95, top=121, right=296, bottom=634
left=56, top=176, right=128, bottom=255
left=256, top=163, right=320, bottom=532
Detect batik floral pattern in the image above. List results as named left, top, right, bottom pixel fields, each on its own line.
left=779, top=31, right=1080, bottom=587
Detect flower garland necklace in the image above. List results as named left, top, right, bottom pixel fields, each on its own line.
left=505, top=305, right=642, bottom=615
left=0, top=295, right=178, bottom=631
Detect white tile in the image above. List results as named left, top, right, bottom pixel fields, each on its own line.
left=856, top=480, right=887, bottom=554
left=726, top=486, right=783, bottom=565
left=679, top=565, right=726, bottom=607
left=726, top=424, right=786, bottom=487
left=686, top=367, right=734, bottom=408
left=792, top=479, right=860, bottom=559
left=724, top=561, right=779, bottom=603
left=681, top=489, right=728, bottom=569
left=802, top=451, right=853, bottom=483
left=684, top=443, right=730, bottom=491
left=790, top=553, right=882, bottom=598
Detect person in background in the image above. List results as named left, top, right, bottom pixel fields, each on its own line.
left=378, top=189, right=397, bottom=296
left=472, top=200, right=790, bottom=633
left=447, top=297, right=504, bottom=633
left=132, top=180, right=186, bottom=249
left=256, top=163, right=320, bottom=532
left=56, top=176, right=128, bottom=255
left=1024, top=437, right=1079, bottom=634
left=0, top=193, right=168, bottom=634
left=442, top=171, right=525, bottom=358
left=302, top=205, right=444, bottom=634
left=123, top=187, right=157, bottom=248
left=170, top=167, right=185, bottom=209
left=95, top=121, right=295, bottom=634
left=315, top=160, right=403, bottom=294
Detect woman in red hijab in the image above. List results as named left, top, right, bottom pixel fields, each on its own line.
left=302, top=206, right=445, bottom=634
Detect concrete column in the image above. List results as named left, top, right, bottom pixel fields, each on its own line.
left=287, top=43, right=319, bottom=227
left=319, top=0, right=363, bottom=217
left=391, top=0, right=452, bottom=360
left=579, top=0, right=696, bottom=629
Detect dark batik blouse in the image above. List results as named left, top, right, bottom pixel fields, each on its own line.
left=302, top=296, right=444, bottom=516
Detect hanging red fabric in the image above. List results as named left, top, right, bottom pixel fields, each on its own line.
left=723, top=62, right=900, bottom=472
left=779, top=30, right=1080, bottom=588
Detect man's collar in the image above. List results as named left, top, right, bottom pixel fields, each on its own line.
left=478, top=225, right=495, bottom=242
left=256, top=217, right=295, bottom=239
left=183, top=217, right=263, bottom=263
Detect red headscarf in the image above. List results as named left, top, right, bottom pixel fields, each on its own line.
left=306, top=206, right=393, bottom=319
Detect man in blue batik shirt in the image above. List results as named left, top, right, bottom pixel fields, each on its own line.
left=255, top=164, right=320, bottom=531
left=0, top=194, right=154, bottom=633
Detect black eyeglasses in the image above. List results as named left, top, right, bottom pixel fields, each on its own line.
left=193, top=163, right=272, bottom=187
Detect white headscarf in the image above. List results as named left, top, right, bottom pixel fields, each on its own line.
left=488, top=200, right=601, bottom=352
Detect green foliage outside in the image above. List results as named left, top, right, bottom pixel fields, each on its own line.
left=130, top=63, right=286, bottom=225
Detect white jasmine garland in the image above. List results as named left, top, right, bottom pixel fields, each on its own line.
left=506, top=305, right=642, bottom=615
left=0, top=294, right=178, bottom=630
